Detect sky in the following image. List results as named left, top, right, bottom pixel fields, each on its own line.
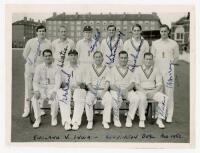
left=12, top=12, right=188, bottom=27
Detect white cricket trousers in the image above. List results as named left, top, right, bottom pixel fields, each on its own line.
left=85, top=91, right=112, bottom=123
left=24, top=63, right=35, bottom=114
left=110, top=90, right=141, bottom=121
left=153, top=92, right=168, bottom=119
left=160, top=63, right=175, bottom=120
left=56, top=88, right=72, bottom=126
left=71, top=88, right=87, bottom=125
left=31, top=96, right=59, bottom=120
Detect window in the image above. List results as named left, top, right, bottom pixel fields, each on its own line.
left=89, top=21, right=94, bottom=25
left=175, top=25, right=184, bottom=43
left=76, top=26, right=81, bottom=31
left=71, top=32, right=74, bottom=37
left=83, top=21, right=87, bottom=25
left=76, top=21, right=81, bottom=25
left=116, top=21, right=121, bottom=25
left=77, top=32, right=81, bottom=37
left=47, top=21, right=52, bottom=25
left=116, top=27, right=121, bottom=31
left=145, top=21, right=149, bottom=24
left=47, top=26, right=51, bottom=30
left=53, top=21, right=56, bottom=25
left=151, top=21, right=155, bottom=25
left=64, top=21, right=68, bottom=24
left=123, top=21, right=127, bottom=25
left=139, top=21, right=143, bottom=25
left=71, top=26, right=74, bottom=31
left=96, top=21, right=100, bottom=25
left=109, top=21, right=114, bottom=24
left=58, top=21, right=62, bottom=25
left=103, top=21, right=107, bottom=25
left=53, top=26, right=57, bottom=31
left=70, top=21, right=75, bottom=25
left=131, top=21, right=135, bottom=24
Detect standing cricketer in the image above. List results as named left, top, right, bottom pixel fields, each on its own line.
left=100, top=24, right=123, bottom=67
left=151, top=24, right=179, bottom=123
left=52, top=26, right=75, bottom=68
left=123, top=24, right=149, bottom=72
left=22, top=25, right=51, bottom=118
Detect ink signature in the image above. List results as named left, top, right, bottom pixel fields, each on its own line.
left=88, top=29, right=101, bottom=55
left=57, top=46, right=68, bottom=67
left=166, top=61, right=174, bottom=88
left=106, top=31, right=124, bottom=65
left=59, top=69, right=71, bottom=104
left=157, top=96, right=167, bottom=119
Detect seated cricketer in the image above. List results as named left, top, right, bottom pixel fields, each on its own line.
left=134, top=52, right=168, bottom=128
left=57, top=49, right=87, bottom=131
left=106, top=51, right=142, bottom=128
left=31, top=49, right=60, bottom=128
left=85, top=51, right=112, bottom=129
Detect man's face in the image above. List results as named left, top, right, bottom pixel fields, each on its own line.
left=132, top=26, right=142, bottom=38
left=83, top=31, right=92, bottom=40
left=119, top=53, right=128, bottom=67
left=43, top=52, right=53, bottom=65
left=68, top=54, right=78, bottom=64
left=107, top=26, right=116, bottom=38
left=144, top=55, right=153, bottom=67
left=59, top=27, right=67, bottom=40
left=94, top=53, right=103, bottom=66
left=36, top=28, right=46, bottom=39
left=160, top=27, right=169, bottom=39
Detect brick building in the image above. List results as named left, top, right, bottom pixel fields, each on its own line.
left=46, top=12, right=162, bottom=44
left=171, top=13, right=190, bottom=52
left=12, top=17, right=44, bottom=48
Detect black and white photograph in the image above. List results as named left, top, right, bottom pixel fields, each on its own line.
left=5, top=3, right=195, bottom=148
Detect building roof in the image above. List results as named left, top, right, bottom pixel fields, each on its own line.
left=46, top=12, right=161, bottom=21
left=172, top=14, right=190, bottom=25
left=12, top=18, right=43, bottom=26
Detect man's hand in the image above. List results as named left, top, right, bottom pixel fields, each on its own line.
left=34, top=91, right=40, bottom=100
left=50, top=92, right=57, bottom=101
left=146, top=91, right=155, bottom=99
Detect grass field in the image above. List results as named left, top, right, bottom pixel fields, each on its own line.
left=11, top=49, right=190, bottom=143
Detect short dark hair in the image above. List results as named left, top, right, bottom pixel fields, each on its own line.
left=43, top=49, right=52, bottom=56
left=93, top=51, right=103, bottom=58
left=160, top=24, right=170, bottom=31
left=119, top=50, right=128, bottom=57
left=144, top=52, right=153, bottom=59
left=36, top=25, right=46, bottom=32
left=107, top=24, right=116, bottom=31
left=132, top=24, right=142, bottom=31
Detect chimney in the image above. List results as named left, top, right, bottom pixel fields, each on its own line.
left=75, top=12, right=79, bottom=18
left=38, top=20, right=40, bottom=23
left=24, top=17, right=27, bottom=21
left=53, top=12, right=57, bottom=17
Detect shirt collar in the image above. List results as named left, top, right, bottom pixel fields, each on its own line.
left=142, top=64, right=153, bottom=71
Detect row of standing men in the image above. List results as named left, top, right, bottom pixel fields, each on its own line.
left=21, top=23, right=179, bottom=130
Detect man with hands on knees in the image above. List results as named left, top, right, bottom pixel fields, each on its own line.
left=107, top=51, right=141, bottom=128
left=134, top=52, right=168, bottom=128
left=32, top=49, right=60, bottom=128
left=85, top=51, right=112, bottom=129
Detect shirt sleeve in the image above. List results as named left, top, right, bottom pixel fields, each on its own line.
left=23, top=39, right=31, bottom=60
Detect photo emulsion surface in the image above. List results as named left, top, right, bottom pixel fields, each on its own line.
left=10, top=6, right=191, bottom=145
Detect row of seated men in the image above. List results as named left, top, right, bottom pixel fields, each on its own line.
left=31, top=48, right=168, bottom=131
